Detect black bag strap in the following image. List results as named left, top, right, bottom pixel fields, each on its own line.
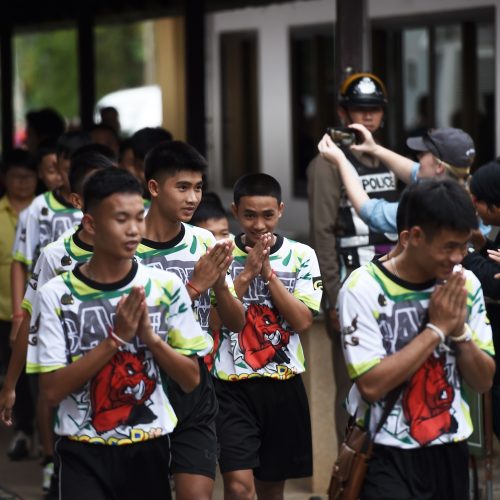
left=373, top=384, right=405, bottom=438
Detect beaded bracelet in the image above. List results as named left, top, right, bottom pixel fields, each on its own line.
left=426, top=323, right=451, bottom=352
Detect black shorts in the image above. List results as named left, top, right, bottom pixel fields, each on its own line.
left=166, top=358, right=218, bottom=478
left=55, top=435, right=171, bottom=500
left=361, top=441, right=469, bottom=500
left=213, top=374, right=312, bottom=481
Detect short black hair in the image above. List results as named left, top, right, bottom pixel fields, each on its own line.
left=69, top=151, right=116, bottom=195
left=71, top=142, right=117, bottom=162
left=131, top=127, right=173, bottom=161
left=26, top=108, right=65, bottom=139
left=144, top=141, right=207, bottom=182
left=191, top=192, right=227, bottom=225
left=469, top=161, right=500, bottom=209
left=57, top=131, right=92, bottom=159
left=35, top=138, right=58, bottom=166
left=83, top=167, right=143, bottom=213
left=396, top=187, right=411, bottom=234
left=233, top=173, right=282, bottom=205
left=402, top=179, right=478, bottom=237
left=1, top=149, right=36, bottom=175
left=89, top=123, right=120, bottom=142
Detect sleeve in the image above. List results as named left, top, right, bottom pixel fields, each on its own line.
left=26, top=286, right=68, bottom=374
left=11, top=208, right=30, bottom=264
left=292, top=246, right=323, bottom=315
left=465, top=273, right=495, bottom=356
left=462, top=246, right=500, bottom=300
left=21, top=247, right=55, bottom=315
left=14, top=204, right=40, bottom=267
left=164, top=275, right=213, bottom=356
left=410, top=162, right=420, bottom=183
left=359, top=199, right=398, bottom=234
left=337, top=271, right=386, bottom=379
left=307, top=155, right=342, bottom=309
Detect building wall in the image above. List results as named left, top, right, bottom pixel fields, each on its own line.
left=206, top=0, right=500, bottom=238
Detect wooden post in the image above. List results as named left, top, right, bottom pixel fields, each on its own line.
left=185, top=0, right=206, bottom=156
left=77, top=13, right=95, bottom=130
left=335, top=0, right=370, bottom=88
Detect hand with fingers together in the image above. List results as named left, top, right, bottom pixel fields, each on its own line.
left=244, top=233, right=272, bottom=281
left=428, top=271, right=468, bottom=338
left=213, top=239, right=235, bottom=291
left=114, top=286, right=146, bottom=344
left=191, top=241, right=234, bottom=295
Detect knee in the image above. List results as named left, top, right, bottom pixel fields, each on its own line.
left=224, top=478, right=255, bottom=500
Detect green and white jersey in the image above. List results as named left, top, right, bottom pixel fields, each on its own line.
left=209, top=234, right=322, bottom=381
left=338, top=259, right=495, bottom=449
left=13, top=190, right=82, bottom=268
left=27, top=260, right=209, bottom=445
left=135, top=223, right=234, bottom=355
left=11, top=207, right=29, bottom=266
left=22, top=230, right=93, bottom=316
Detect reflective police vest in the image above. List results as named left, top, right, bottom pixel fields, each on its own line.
left=336, top=148, right=400, bottom=275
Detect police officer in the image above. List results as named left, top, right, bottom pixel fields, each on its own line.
left=307, top=73, right=400, bottom=445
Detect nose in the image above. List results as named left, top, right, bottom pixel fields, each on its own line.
left=187, top=188, right=199, bottom=204
left=254, top=216, right=266, bottom=231
left=451, top=246, right=467, bottom=264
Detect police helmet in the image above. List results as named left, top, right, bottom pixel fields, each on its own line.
left=338, top=73, right=388, bottom=108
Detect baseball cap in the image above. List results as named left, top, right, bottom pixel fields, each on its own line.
left=406, top=128, right=476, bottom=170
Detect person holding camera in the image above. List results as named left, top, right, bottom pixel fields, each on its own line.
left=307, top=73, right=399, bottom=444
left=318, top=125, right=476, bottom=235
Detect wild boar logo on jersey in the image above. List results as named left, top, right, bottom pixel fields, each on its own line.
left=91, top=351, right=157, bottom=434
left=239, top=304, right=291, bottom=370
left=402, top=354, right=456, bottom=446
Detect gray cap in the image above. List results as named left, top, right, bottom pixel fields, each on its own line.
left=406, top=128, right=476, bottom=168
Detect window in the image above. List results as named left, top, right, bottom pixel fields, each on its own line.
left=13, top=27, right=78, bottom=143
left=220, top=31, right=259, bottom=189
left=373, top=9, right=494, bottom=166
left=290, top=25, right=334, bottom=197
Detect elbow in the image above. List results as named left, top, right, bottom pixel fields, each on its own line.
left=294, top=316, right=313, bottom=335
left=180, top=364, right=201, bottom=394
left=40, top=385, right=61, bottom=408
left=356, top=379, right=384, bottom=404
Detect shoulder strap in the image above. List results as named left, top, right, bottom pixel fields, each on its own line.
left=373, top=384, right=405, bottom=437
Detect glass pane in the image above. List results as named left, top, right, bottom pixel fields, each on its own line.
left=434, top=25, right=462, bottom=128
left=14, top=28, right=78, bottom=145
left=403, top=29, right=430, bottom=137
left=475, top=23, right=495, bottom=166
left=94, top=20, right=162, bottom=137
left=220, top=31, right=260, bottom=188
left=290, top=25, right=334, bottom=197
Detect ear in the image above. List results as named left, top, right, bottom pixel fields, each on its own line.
left=278, top=201, right=284, bottom=218
left=399, top=229, right=410, bottom=248
left=408, top=226, right=424, bottom=247
left=70, top=193, right=83, bottom=210
left=435, top=162, right=446, bottom=176
left=148, top=179, right=159, bottom=198
left=82, top=213, right=96, bottom=236
left=231, top=202, right=238, bottom=219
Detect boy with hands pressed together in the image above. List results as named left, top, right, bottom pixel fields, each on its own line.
left=30, top=168, right=208, bottom=499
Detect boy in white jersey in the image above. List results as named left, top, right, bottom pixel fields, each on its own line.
left=30, top=167, right=208, bottom=499
left=136, top=140, right=245, bottom=500
left=338, top=180, right=495, bottom=499
left=214, top=173, right=322, bottom=500
left=10, top=132, right=91, bottom=344
left=1, top=151, right=115, bottom=492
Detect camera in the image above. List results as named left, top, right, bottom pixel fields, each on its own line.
left=326, top=127, right=363, bottom=147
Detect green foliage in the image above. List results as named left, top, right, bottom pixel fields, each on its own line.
left=14, top=23, right=146, bottom=122
left=15, top=29, right=78, bottom=120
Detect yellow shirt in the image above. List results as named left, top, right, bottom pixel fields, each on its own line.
left=0, top=195, right=21, bottom=321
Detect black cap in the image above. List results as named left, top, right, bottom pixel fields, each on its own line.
left=338, top=73, right=388, bottom=108
left=406, top=128, right=475, bottom=169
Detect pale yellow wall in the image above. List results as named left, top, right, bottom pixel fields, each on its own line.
left=153, top=17, right=186, bottom=141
